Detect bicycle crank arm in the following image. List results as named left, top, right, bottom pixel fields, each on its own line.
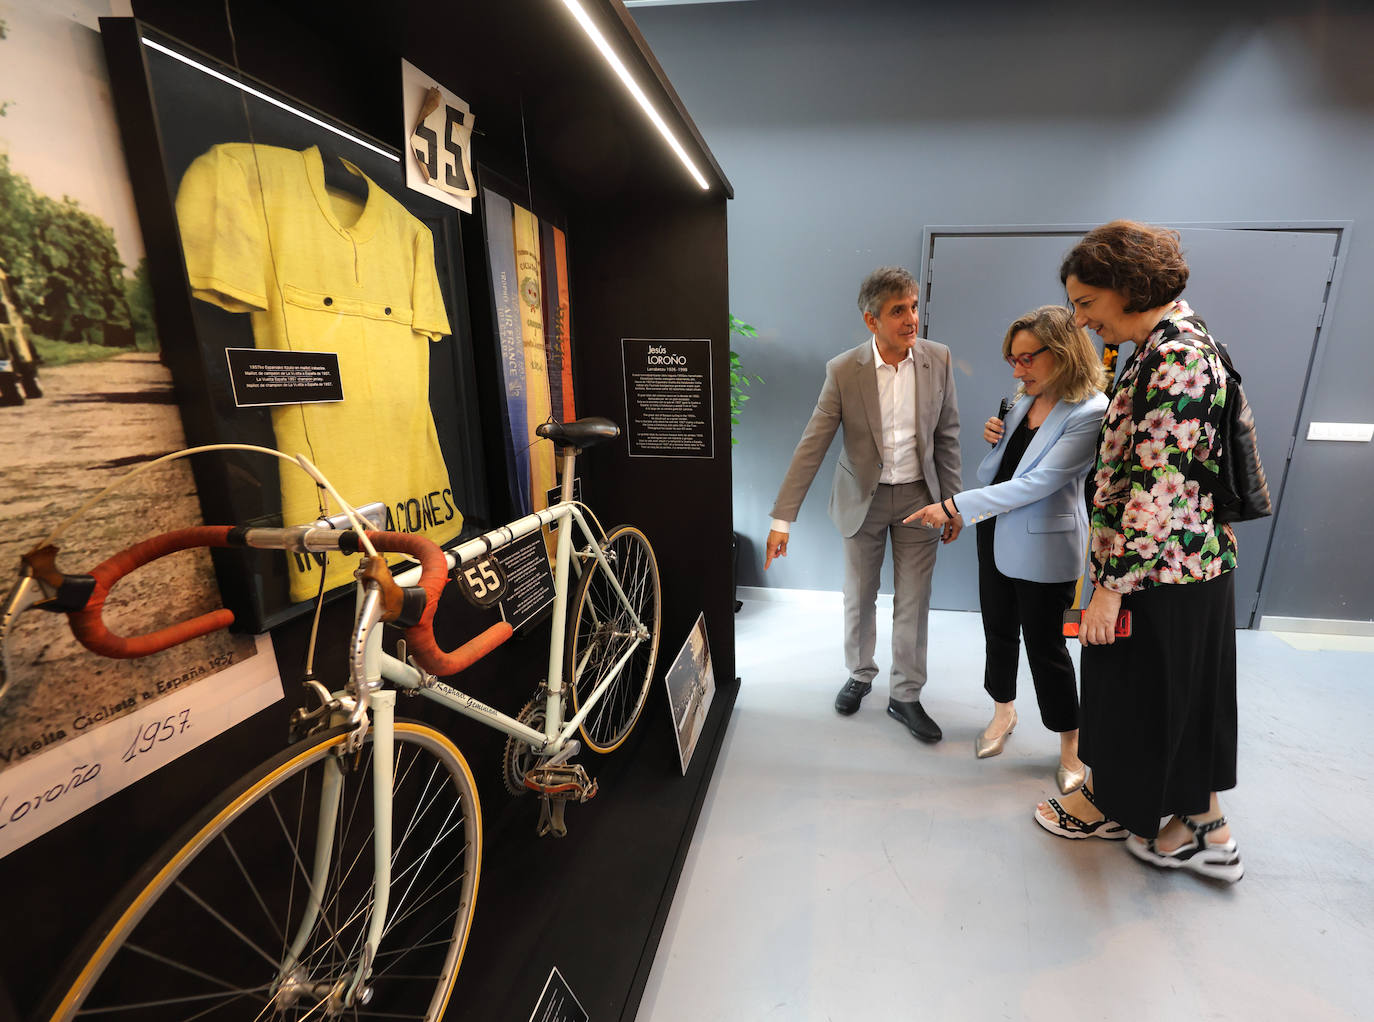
left=537, top=797, right=568, bottom=839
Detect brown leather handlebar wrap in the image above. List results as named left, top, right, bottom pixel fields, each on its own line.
left=68, top=526, right=236, bottom=658
left=365, top=531, right=513, bottom=677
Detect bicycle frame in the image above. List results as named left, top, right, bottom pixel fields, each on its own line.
left=377, top=454, right=648, bottom=760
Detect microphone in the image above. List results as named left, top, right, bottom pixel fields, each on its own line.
left=997, top=396, right=1013, bottom=420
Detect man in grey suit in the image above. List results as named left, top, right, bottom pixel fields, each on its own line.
left=764, top=267, right=962, bottom=741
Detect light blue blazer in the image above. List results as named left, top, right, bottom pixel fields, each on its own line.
left=954, top=391, right=1108, bottom=584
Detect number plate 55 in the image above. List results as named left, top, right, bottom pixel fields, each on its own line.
left=454, top=556, right=507, bottom=608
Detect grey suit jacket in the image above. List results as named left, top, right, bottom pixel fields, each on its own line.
left=770, top=338, right=962, bottom=538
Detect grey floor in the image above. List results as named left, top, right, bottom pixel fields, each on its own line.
left=637, top=593, right=1374, bottom=1022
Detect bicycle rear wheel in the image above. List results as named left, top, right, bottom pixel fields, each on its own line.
left=43, top=721, right=481, bottom=1021
left=566, top=525, right=661, bottom=753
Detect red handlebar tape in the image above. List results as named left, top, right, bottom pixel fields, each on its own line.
left=68, top=526, right=237, bottom=658
left=63, top=525, right=510, bottom=674
left=366, top=531, right=513, bottom=677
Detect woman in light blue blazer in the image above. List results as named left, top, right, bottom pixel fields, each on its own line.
left=908, top=306, right=1106, bottom=792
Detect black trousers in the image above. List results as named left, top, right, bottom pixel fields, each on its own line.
left=976, top=522, right=1079, bottom=732
left=1079, top=570, right=1238, bottom=838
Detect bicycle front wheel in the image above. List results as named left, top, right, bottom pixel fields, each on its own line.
left=567, top=524, right=661, bottom=753
left=44, top=721, right=481, bottom=1021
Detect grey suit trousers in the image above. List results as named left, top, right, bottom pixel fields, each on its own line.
left=843, top=480, right=940, bottom=702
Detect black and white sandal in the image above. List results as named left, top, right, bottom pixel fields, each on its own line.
left=1126, top=814, right=1244, bottom=883
left=1033, top=785, right=1128, bottom=841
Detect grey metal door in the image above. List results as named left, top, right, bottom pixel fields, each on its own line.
left=922, top=226, right=1336, bottom=626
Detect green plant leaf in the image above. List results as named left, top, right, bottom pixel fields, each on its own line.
left=728, top=312, right=763, bottom=436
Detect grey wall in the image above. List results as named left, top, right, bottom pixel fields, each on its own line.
left=634, top=0, right=1374, bottom=622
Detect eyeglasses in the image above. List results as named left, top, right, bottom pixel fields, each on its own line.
left=1006, top=345, right=1049, bottom=369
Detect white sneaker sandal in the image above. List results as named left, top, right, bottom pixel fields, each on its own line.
left=1126, top=814, right=1244, bottom=883
left=1034, top=785, right=1128, bottom=841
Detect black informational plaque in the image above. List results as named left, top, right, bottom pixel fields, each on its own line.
left=496, top=530, right=557, bottom=632
left=528, top=967, right=589, bottom=1022
left=544, top=476, right=581, bottom=532
left=225, top=348, right=344, bottom=407
left=621, top=337, right=713, bottom=459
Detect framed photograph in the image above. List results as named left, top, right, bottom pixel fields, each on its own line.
left=663, top=611, right=715, bottom=774
left=0, top=6, right=282, bottom=858
left=101, top=21, right=492, bottom=630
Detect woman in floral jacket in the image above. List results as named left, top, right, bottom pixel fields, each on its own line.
left=1033, top=220, right=1244, bottom=883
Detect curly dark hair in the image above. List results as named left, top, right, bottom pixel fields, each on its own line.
left=1059, top=220, right=1189, bottom=312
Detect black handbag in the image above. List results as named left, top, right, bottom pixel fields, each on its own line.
left=1202, top=339, right=1272, bottom=522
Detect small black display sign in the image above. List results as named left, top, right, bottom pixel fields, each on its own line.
left=496, top=530, right=556, bottom=632
left=621, top=337, right=713, bottom=459
left=225, top=347, right=344, bottom=407
left=544, top=476, right=581, bottom=533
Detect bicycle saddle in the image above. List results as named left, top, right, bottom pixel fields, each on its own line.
left=536, top=416, right=620, bottom=448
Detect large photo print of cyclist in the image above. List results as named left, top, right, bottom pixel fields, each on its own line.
left=0, top=2, right=279, bottom=858
left=1, top=3, right=501, bottom=858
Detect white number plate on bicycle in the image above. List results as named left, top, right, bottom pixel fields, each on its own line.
left=453, top=555, right=507, bottom=608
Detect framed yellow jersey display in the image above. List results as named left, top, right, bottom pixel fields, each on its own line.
left=176, top=143, right=461, bottom=600
left=99, top=25, right=492, bottom=629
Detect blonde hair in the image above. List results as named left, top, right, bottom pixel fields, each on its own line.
left=1001, top=305, right=1106, bottom=403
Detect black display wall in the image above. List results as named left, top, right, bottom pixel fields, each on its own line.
left=0, top=3, right=735, bottom=1020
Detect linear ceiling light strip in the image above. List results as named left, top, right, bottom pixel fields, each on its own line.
left=141, top=38, right=401, bottom=162
left=557, top=0, right=710, bottom=190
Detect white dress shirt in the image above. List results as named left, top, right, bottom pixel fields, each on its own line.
left=873, top=335, right=920, bottom=486
left=771, top=335, right=920, bottom=534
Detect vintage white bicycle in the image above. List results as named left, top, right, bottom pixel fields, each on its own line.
left=1, top=416, right=660, bottom=1020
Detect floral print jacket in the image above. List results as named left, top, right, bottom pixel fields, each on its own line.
left=1088, top=300, right=1238, bottom=595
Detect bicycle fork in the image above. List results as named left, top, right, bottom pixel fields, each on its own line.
left=275, top=681, right=396, bottom=1013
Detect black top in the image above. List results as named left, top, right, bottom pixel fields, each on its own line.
left=993, top=415, right=1038, bottom=484
left=978, top=414, right=1038, bottom=546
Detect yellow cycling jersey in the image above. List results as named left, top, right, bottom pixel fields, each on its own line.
left=176, top=143, right=461, bottom=601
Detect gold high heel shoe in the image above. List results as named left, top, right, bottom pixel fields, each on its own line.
left=1056, top=762, right=1086, bottom=794
left=975, top=708, right=1017, bottom=759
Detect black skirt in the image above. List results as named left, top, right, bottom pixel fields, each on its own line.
left=1078, top=570, right=1238, bottom=837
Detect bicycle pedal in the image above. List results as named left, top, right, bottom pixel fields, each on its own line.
left=524, top=763, right=597, bottom=802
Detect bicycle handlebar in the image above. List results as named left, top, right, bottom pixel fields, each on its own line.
left=10, top=524, right=509, bottom=678
left=364, top=531, right=513, bottom=678
left=65, top=526, right=238, bottom=658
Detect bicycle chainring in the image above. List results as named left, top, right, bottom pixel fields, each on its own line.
left=501, top=693, right=548, bottom=796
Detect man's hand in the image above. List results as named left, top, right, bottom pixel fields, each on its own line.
left=984, top=416, right=1005, bottom=445
left=764, top=529, right=789, bottom=569
left=1080, top=587, right=1123, bottom=645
